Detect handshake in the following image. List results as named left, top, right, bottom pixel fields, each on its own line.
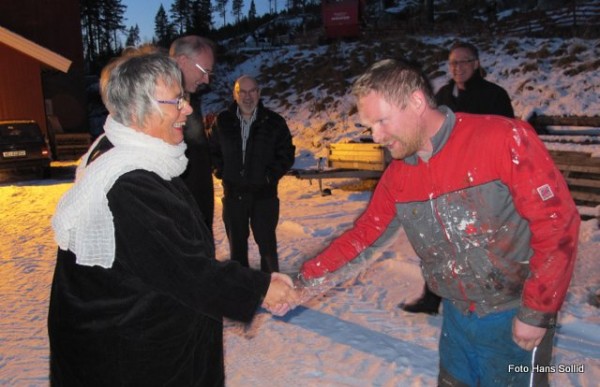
left=261, top=271, right=334, bottom=316
left=261, top=272, right=302, bottom=316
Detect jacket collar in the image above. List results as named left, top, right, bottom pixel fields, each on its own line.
left=448, top=71, right=484, bottom=93
left=450, top=71, right=484, bottom=91
left=228, top=100, right=265, bottom=117
left=403, top=106, right=456, bottom=165
left=464, top=71, right=485, bottom=89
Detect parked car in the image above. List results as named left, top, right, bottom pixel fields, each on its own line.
left=0, top=120, right=51, bottom=178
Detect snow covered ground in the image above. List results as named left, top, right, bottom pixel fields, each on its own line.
left=1, top=32, right=600, bottom=386
left=1, top=168, right=599, bottom=386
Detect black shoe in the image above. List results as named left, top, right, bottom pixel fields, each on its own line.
left=399, top=287, right=441, bottom=315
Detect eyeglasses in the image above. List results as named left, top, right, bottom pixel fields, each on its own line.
left=238, top=88, right=259, bottom=97
left=156, top=96, right=187, bottom=110
left=195, top=63, right=213, bottom=78
left=449, top=59, right=476, bottom=67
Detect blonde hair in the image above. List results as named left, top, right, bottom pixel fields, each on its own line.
left=352, top=59, right=436, bottom=109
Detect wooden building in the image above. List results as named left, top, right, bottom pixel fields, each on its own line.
left=0, top=26, right=71, bottom=136
left=0, top=0, right=86, bottom=135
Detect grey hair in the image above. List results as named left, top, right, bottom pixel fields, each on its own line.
left=449, top=40, right=479, bottom=59
left=169, top=35, right=215, bottom=58
left=449, top=40, right=484, bottom=77
left=235, top=74, right=258, bottom=86
left=100, top=53, right=182, bottom=126
left=352, top=59, right=436, bottom=109
left=233, top=74, right=259, bottom=94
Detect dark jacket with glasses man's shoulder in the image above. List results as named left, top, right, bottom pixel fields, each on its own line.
left=181, top=93, right=214, bottom=231
left=435, top=72, right=514, bottom=118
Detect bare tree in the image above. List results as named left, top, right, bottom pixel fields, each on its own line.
left=154, top=4, right=175, bottom=47
left=215, top=0, right=229, bottom=26
left=80, top=0, right=127, bottom=63
left=232, top=0, right=244, bottom=23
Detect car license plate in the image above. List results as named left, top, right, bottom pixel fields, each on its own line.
left=3, top=150, right=26, bottom=158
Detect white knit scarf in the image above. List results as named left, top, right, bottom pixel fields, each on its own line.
left=52, top=116, right=188, bottom=268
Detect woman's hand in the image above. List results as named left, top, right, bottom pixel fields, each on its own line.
left=262, top=273, right=300, bottom=316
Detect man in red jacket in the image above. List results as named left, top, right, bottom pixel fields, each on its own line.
left=301, top=59, right=579, bottom=387
left=402, top=40, right=515, bottom=315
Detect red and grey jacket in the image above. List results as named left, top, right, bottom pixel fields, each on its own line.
left=302, top=109, right=579, bottom=328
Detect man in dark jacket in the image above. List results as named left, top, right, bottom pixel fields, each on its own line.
left=210, top=75, right=295, bottom=273
left=434, top=41, right=514, bottom=118
left=170, top=35, right=216, bottom=234
left=402, top=41, right=515, bottom=315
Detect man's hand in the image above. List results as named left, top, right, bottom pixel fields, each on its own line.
left=262, top=273, right=300, bottom=316
left=512, top=318, right=547, bottom=351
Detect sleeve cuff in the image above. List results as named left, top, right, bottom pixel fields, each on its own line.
left=517, top=305, right=557, bottom=328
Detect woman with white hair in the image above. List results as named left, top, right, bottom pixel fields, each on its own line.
left=48, top=52, right=298, bottom=386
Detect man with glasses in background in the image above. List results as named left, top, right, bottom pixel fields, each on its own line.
left=401, top=40, right=515, bottom=315
left=170, top=35, right=217, bottom=234
left=210, top=75, right=295, bottom=273
left=434, top=41, right=514, bottom=118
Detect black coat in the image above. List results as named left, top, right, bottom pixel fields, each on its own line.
left=47, top=170, right=270, bottom=386
left=210, top=101, right=295, bottom=198
left=181, top=93, right=214, bottom=232
left=435, top=73, right=514, bottom=118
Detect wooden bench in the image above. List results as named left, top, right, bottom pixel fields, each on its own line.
left=528, top=114, right=600, bottom=137
left=548, top=150, right=600, bottom=209
left=324, top=142, right=600, bottom=209
left=327, top=142, right=389, bottom=171
left=530, top=114, right=600, bottom=219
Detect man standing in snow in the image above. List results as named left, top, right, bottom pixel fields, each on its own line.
left=210, top=75, right=295, bottom=273
left=301, top=59, right=579, bottom=386
left=401, top=40, right=515, bottom=315
left=170, top=35, right=216, bottom=234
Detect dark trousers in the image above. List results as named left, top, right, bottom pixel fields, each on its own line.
left=222, top=193, right=280, bottom=273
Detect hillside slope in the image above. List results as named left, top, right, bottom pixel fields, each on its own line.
left=204, top=33, right=599, bottom=164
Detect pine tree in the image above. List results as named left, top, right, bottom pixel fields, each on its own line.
left=154, top=4, right=174, bottom=47
left=80, top=0, right=102, bottom=63
left=100, top=0, right=127, bottom=53
left=215, top=0, right=229, bottom=26
left=190, top=0, right=213, bottom=35
left=125, top=24, right=140, bottom=47
left=232, top=0, right=244, bottom=23
left=249, top=0, right=257, bottom=20
left=292, top=0, right=306, bottom=12
left=170, top=0, right=194, bottom=35
left=80, top=0, right=127, bottom=68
